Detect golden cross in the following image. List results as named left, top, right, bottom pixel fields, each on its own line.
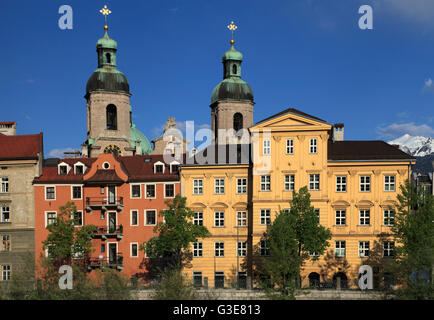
left=227, top=21, right=238, bottom=44
left=100, top=5, right=112, bottom=28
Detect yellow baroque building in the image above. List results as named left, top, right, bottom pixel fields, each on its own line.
left=179, top=39, right=415, bottom=289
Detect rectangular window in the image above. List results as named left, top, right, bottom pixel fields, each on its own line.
left=263, top=139, right=271, bottom=155
left=131, top=210, right=138, bottom=226
left=155, top=164, right=164, bottom=173
left=75, top=165, right=84, bottom=175
left=237, top=178, right=247, bottom=194
left=131, top=184, right=141, bottom=198
left=359, top=209, right=370, bottom=226
left=59, top=165, right=68, bottom=175
left=72, top=186, right=82, bottom=200
left=260, top=175, right=271, bottom=191
left=315, top=208, right=320, bottom=224
left=260, top=240, right=269, bottom=256
left=384, top=175, right=395, bottom=192
left=46, top=212, right=56, bottom=227
left=359, top=241, right=370, bottom=258
left=260, top=209, right=271, bottom=226
left=193, top=179, right=203, bottom=195
left=45, top=186, right=55, bottom=200
left=286, top=139, right=294, bottom=154
left=214, top=271, right=225, bottom=288
left=215, top=242, right=224, bottom=257
left=0, top=178, right=8, bottom=193
left=360, top=176, right=371, bottom=192
left=1, top=206, right=10, bottom=223
left=335, top=210, right=346, bottom=226
left=100, top=187, right=105, bottom=194
left=165, top=184, right=175, bottom=198
left=145, top=210, right=156, bottom=225
left=214, top=212, right=225, bottom=227
left=383, top=241, right=395, bottom=257
left=194, top=212, right=203, bottom=226
left=1, top=265, right=11, bottom=281
left=193, top=271, right=203, bottom=287
left=237, top=241, right=247, bottom=257
left=309, top=174, right=320, bottom=191
left=101, top=244, right=105, bottom=253
left=131, top=243, right=138, bottom=257
left=237, top=211, right=247, bottom=227
left=214, top=179, right=225, bottom=194
left=73, top=211, right=83, bottom=226
left=145, top=184, right=156, bottom=198
left=310, top=138, right=317, bottom=154
left=383, top=209, right=395, bottom=226
left=336, top=176, right=347, bottom=192
left=0, top=235, right=10, bottom=252
left=193, top=242, right=203, bottom=257
left=284, top=175, right=295, bottom=191
left=335, top=241, right=346, bottom=257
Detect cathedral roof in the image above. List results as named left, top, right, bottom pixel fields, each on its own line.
left=211, top=78, right=254, bottom=105
left=130, top=124, right=153, bottom=155
left=86, top=68, right=130, bottom=95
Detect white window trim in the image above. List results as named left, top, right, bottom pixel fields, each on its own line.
left=309, top=174, right=320, bottom=191
left=164, top=183, right=175, bottom=198
left=45, top=211, right=57, bottom=228
left=263, top=139, right=271, bottom=155
left=73, top=162, right=86, bottom=175
left=309, top=138, right=318, bottom=154
left=214, top=178, right=225, bottom=195
left=73, top=210, right=83, bottom=227
left=130, top=209, right=139, bottom=226
left=236, top=211, right=247, bottom=227
left=260, top=209, right=271, bottom=226
left=144, top=183, right=156, bottom=199
left=236, top=177, right=247, bottom=194
left=170, top=161, right=180, bottom=174
left=0, top=177, right=9, bottom=194
left=144, top=209, right=157, bottom=226
left=193, top=179, right=203, bottom=195
left=286, top=139, right=294, bottom=155
left=284, top=174, right=295, bottom=191
left=0, top=206, right=10, bottom=223
left=1, top=264, right=11, bottom=281
left=58, top=162, right=71, bottom=175
left=70, top=185, right=83, bottom=200
left=336, top=176, right=347, bottom=193
left=359, top=241, right=370, bottom=258
left=106, top=242, right=118, bottom=263
left=130, top=184, right=142, bottom=199
left=193, top=242, right=203, bottom=258
left=154, top=161, right=165, bottom=174
left=45, top=186, right=56, bottom=200
left=214, top=211, right=225, bottom=227
left=237, top=241, right=247, bottom=257
left=359, top=175, right=371, bottom=192
left=214, top=242, right=225, bottom=257
left=384, top=175, right=396, bottom=192
left=130, top=242, right=139, bottom=258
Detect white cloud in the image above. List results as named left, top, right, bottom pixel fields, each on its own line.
left=374, top=0, right=434, bottom=25
left=423, top=78, right=434, bottom=93
left=377, top=122, right=434, bottom=139
left=48, top=147, right=76, bottom=158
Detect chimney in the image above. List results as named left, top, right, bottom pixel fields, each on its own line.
left=333, top=123, right=344, bottom=141
left=0, top=121, right=16, bottom=136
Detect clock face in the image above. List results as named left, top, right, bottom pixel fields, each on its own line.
left=103, top=144, right=122, bottom=157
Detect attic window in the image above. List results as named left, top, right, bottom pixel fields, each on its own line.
left=59, top=165, right=68, bottom=175
left=170, top=161, right=180, bottom=174
left=155, top=165, right=164, bottom=174
left=75, top=165, right=84, bottom=175
left=144, top=158, right=151, bottom=163
left=103, top=162, right=110, bottom=170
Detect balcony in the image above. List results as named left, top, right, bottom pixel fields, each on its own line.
left=86, top=197, right=123, bottom=213
left=87, top=254, right=124, bottom=271
left=92, top=225, right=123, bottom=241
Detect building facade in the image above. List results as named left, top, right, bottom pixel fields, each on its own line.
left=0, top=130, right=43, bottom=283
left=180, top=38, right=416, bottom=289
left=33, top=152, right=180, bottom=279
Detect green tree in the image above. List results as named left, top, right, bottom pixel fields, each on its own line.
left=141, top=195, right=210, bottom=272
left=42, top=201, right=95, bottom=268
left=152, top=268, right=197, bottom=300
left=257, top=186, right=332, bottom=298
left=392, top=180, right=434, bottom=299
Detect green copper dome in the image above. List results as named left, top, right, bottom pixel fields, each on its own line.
left=86, top=29, right=130, bottom=96
left=211, top=42, right=254, bottom=105
left=211, top=78, right=254, bottom=104
left=222, top=44, right=243, bottom=61
left=130, top=124, right=152, bottom=155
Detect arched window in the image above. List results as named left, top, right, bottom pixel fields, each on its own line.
left=233, top=113, right=243, bottom=132
left=106, top=104, right=117, bottom=130
left=232, top=64, right=237, bottom=75
left=106, top=53, right=111, bottom=64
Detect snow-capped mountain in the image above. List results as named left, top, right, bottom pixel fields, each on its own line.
left=388, top=134, right=434, bottom=157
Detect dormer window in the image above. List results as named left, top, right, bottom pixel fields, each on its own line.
left=74, top=162, right=86, bottom=175
left=58, top=163, right=71, bottom=175
left=170, top=161, right=180, bottom=174
left=154, top=161, right=165, bottom=174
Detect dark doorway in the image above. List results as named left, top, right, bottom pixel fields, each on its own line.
left=108, top=243, right=117, bottom=264
left=308, top=272, right=320, bottom=288
left=108, top=212, right=117, bottom=233
left=333, top=272, right=348, bottom=289
left=108, top=186, right=116, bottom=204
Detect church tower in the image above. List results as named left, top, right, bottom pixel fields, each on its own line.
left=82, top=7, right=152, bottom=157
left=210, top=22, right=254, bottom=143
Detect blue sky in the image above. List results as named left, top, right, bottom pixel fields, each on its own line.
left=1, top=0, right=434, bottom=157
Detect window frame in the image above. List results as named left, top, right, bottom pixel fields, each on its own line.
left=130, top=210, right=139, bottom=226
left=45, top=186, right=56, bottom=200
left=1, top=206, right=10, bottom=223
left=237, top=211, right=247, bottom=227
left=383, top=241, right=395, bottom=257
left=309, top=138, right=318, bottom=154
left=0, top=234, right=11, bottom=252
left=383, top=209, right=395, bottom=226
left=193, top=179, right=203, bottom=195
left=359, top=241, right=370, bottom=258
left=263, top=139, right=271, bottom=155
left=71, top=185, right=82, bottom=200
left=236, top=178, right=247, bottom=194
left=130, top=184, right=141, bottom=199
left=130, top=242, right=139, bottom=258
left=214, top=211, right=225, bottom=227
left=359, top=175, right=371, bottom=192
left=309, top=174, right=320, bottom=191
left=384, top=175, right=396, bottom=192
left=336, top=176, right=347, bottom=193
left=237, top=241, right=247, bottom=257
left=145, top=184, right=156, bottom=199
left=214, top=178, right=225, bottom=195
left=260, top=175, right=271, bottom=191
left=335, top=241, right=346, bottom=257
left=359, top=209, right=370, bottom=226
left=286, top=139, right=294, bottom=155
left=214, top=242, right=224, bottom=257
left=164, top=183, right=175, bottom=198
left=260, top=209, right=271, bottom=226
left=45, top=211, right=57, bottom=228
left=144, top=209, right=157, bottom=226
left=0, top=177, right=9, bottom=193
left=335, top=210, right=346, bottom=226
left=193, top=242, right=203, bottom=258
left=284, top=174, right=295, bottom=191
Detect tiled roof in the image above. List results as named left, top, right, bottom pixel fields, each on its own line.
left=0, top=132, right=43, bottom=160
left=0, top=121, right=16, bottom=125
left=86, top=169, right=125, bottom=183
left=328, top=141, right=416, bottom=161
left=255, top=108, right=328, bottom=125
left=33, top=154, right=180, bottom=184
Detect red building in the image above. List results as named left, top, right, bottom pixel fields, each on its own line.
left=33, top=153, right=180, bottom=279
